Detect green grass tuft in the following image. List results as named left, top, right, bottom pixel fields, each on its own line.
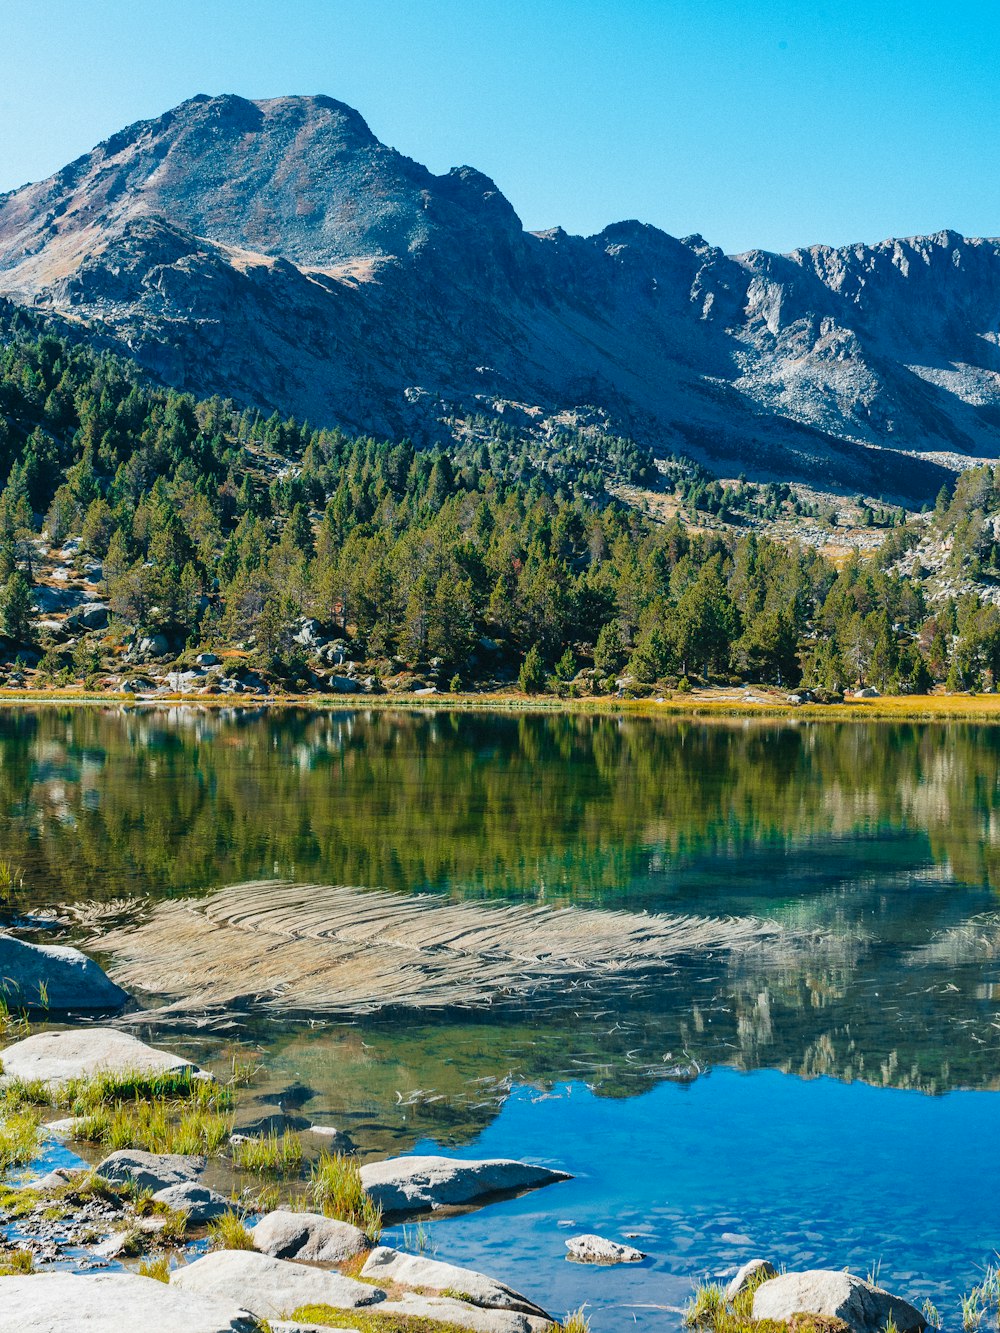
left=228, top=1129, right=303, bottom=1176
left=207, top=1209, right=256, bottom=1251
left=0, top=1108, right=42, bottom=1174
left=308, top=1151, right=382, bottom=1243
left=0, top=1248, right=35, bottom=1275
left=137, top=1255, right=171, bottom=1283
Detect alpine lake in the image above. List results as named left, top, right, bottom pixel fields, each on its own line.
left=2, top=704, right=999, bottom=1330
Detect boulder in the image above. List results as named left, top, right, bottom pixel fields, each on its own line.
left=251, top=1209, right=368, bottom=1262
left=97, top=1150, right=206, bottom=1192
left=66, top=601, right=110, bottom=631
left=0, top=935, right=128, bottom=1012
left=726, top=1258, right=777, bottom=1301
left=359, top=1154, right=571, bottom=1215
left=152, top=1180, right=230, bottom=1222
left=374, top=1293, right=552, bottom=1332
left=136, top=633, right=170, bottom=658
left=565, top=1233, right=645, bottom=1264
left=329, top=674, right=361, bottom=693
left=0, top=1271, right=257, bottom=1332
left=172, top=1250, right=384, bottom=1319
left=361, top=1246, right=549, bottom=1318
left=196, top=652, right=221, bottom=666
left=753, top=1271, right=926, bottom=1333
left=0, top=1027, right=197, bottom=1085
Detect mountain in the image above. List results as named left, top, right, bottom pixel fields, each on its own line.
left=1, top=92, right=998, bottom=502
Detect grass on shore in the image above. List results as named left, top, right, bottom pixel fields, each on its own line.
left=308, top=1151, right=382, bottom=1243
left=0, top=1247, right=35, bottom=1275
left=207, top=1209, right=256, bottom=1251
left=685, top=1273, right=851, bottom=1333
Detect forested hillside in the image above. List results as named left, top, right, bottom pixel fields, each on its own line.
left=1, top=306, right=999, bottom=697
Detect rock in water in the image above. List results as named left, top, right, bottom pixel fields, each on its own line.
left=251, top=1209, right=368, bottom=1262
left=172, top=1250, right=385, bottom=1318
left=97, top=1150, right=206, bottom=1192
left=361, top=1246, right=550, bottom=1317
left=565, top=1233, right=646, bottom=1264
left=0, top=1271, right=258, bottom=1332
left=0, top=1027, right=197, bottom=1085
left=359, top=1154, right=571, bottom=1214
left=0, top=935, right=128, bottom=1011
left=726, top=1257, right=777, bottom=1300
left=753, top=1271, right=927, bottom=1333
left=152, top=1181, right=229, bottom=1221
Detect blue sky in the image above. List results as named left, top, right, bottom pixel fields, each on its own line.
left=1, top=0, right=997, bottom=254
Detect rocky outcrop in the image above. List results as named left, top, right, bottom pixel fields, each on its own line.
left=564, top=1233, right=646, bottom=1264
left=753, top=1271, right=926, bottom=1333
left=0, top=935, right=128, bottom=1012
left=0, top=94, right=988, bottom=502
left=171, top=1250, right=384, bottom=1319
left=0, top=1027, right=197, bottom=1085
left=251, top=1209, right=368, bottom=1262
left=0, top=1271, right=257, bottom=1332
left=359, top=1154, right=571, bottom=1214
left=96, top=1150, right=206, bottom=1192
left=361, top=1246, right=550, bottom=1318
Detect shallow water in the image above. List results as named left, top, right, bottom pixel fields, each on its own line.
left=2, top=706, right=1000, bottom=1326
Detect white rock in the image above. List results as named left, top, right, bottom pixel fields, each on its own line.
left=359, top=1155, right=571, bottom=1214
left=0, top=935, right=128, bottom=1012
left=375, top=1293, right=552, bottom=1332
left=753, top=1271, right=926, bottom=1333
left=251, top=1209, right=367, bottom=1262
left=0, top=1027, right=197, bottom=1086
left=726, top=1258, right=777, bottom=1301
left=172, top=1250, right=384, bottom=1319
left=97, top=1150, right=205, bottom=1192
left=0, top=1271, right=257, bottom=1332
left=565, top=1233, right=646, bottom=1264
left=152, top=1181, right=230, bottom=1221
left=361, top=1246, right=549, bottom=1317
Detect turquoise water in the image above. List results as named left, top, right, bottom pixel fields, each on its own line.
left=1, top=706, right=999, bottom=1326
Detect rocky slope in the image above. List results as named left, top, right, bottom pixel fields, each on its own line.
left=2, top=93, right=999, bottom=501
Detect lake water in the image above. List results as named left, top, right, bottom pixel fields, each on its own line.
left=2, top=706, right=999, bottom=1328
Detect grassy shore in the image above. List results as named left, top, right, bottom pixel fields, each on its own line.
left=2, top=684, right=1000, bottom=721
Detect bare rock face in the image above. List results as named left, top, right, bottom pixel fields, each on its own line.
left=359, top=1154, right=571, bottom=1215
left=1, top=93, right=994, bottom=502
left=0, top=935, right=128, bottom=1012
left=171, top=1250, right=384, bottom=1319
left=361, top=1246, right=550, bottom=1318
left=753, top=1270, right=927, bottom=1333
left=0, top=1271, right=258, bottom=1332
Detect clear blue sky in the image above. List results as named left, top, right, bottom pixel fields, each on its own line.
left=2, top=0, right=998, bottom=254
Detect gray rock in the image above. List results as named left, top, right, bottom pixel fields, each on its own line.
left=136, top=633, right=170, bottom=658
left=172, top=1250, right=384, bottom=1318
left=0, top=934, right=128, bottom=1011
left=196, top=652, right=221, bottom=666
left=66, top=601, right=110, bottom=630
left=152, top=1181, right=230, bottom=1221
left=97, top=1150, right=206, bottom=1192
left=753, top=1271, right=926, bottom=1333
left=374, top=1293, right=552, bottom=1332
left=565, top=1233, right=646, bottom=1264
left=0, top=1271, right=257, bottom=1332
left=362, top=1247, right=549, bottom=1318
left=360, top=1154, right=571, bottom=1215
left=330, top=674, right=361, bottom=693
left=726, top=1258, right=777, bottom=1301
left=0, top=1027, right=197, bottom=1085
left=251, top=1209, right=368, bottom=1262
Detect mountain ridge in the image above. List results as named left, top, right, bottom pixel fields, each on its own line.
left=2, top=92, right=998, bottom=502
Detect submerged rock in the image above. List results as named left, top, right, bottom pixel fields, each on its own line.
left=0, top=1271, right=257, bottom=1332
left=97, top=1150, right=206, bottom=1192
left=753, top=1271, right=926, bottom=1333
left=152, top=1180, right=229, bottom=1221
left=0, top=1027, right=198, bottom=1085
left=361, top=1246, right=549, bottom=1317
left=359, top=1154, right=571, bottom=1214
left=172, top=1250, right=384, bottom=1318
left=565, top=1233, right=646, bottom=1264
left=251, top=1209, right=368, bottom=1262
left=0, top=935, right=128, bottom=1012
left=726, top=1257, right=777, bottom=1300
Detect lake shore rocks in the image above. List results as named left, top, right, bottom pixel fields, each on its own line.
left=171, top=1249, right=385, bottom=1318
left=152, top=1181, right=229, bottom=1221
left=0, top=1271, right=258, bottom=1332
left=96, top=1150, right=206, bottom=1192
left=251, top=1208, right=368, bottom=1262
left=0, top=934, right=128, bottom=1012
left=726, top=1256, right=778, bottom=1299
left=753, top=1270, right=927, bottom=1333
left=361, top=1245, right=550, bottom=1318
left=565, top=1232, right=646, bottom=1264
left=359, top=1154, right=571, bottom=1214
left=0, top=1026, right=199, bottom=1085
